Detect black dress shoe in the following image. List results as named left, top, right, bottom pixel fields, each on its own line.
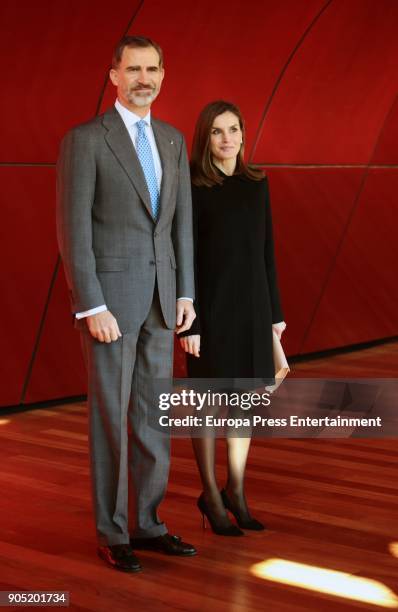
left=221, top=489, right=266, bottom=531
left=98, top=544, right=142, bottom=572
left=130, top=533, right=197, bottom=556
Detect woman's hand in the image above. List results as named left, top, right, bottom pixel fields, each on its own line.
left=272, top=321, right=286, bottom=340
left=179, top=334, right=201, bottom=357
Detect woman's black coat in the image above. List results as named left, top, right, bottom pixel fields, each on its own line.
left=181, top=171, right=283, bottom=380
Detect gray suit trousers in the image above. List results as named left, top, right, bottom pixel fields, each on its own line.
left=80, top=284, right=174, bottom=546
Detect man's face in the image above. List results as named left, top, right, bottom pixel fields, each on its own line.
left=110, top=46, right=164, bottom=110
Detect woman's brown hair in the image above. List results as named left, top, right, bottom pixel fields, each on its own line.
left=190, top=100, right=264, bottom=187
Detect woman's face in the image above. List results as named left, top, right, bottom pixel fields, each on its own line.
left=209, top=111, right=242, bottom=163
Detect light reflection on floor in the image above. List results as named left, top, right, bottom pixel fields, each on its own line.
left=389, top=543, right=398, bottom=559
left=251, top=559, right=398, bottom=608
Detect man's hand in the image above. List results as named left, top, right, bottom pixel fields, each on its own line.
left=179, top=334, right=200, bottom=358
left=86, top=310, right=122, bottom=343
left=175, top=299, right=196, bottom=334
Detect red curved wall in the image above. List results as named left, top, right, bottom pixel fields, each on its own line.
left=1, top=0, right=397, bottom=407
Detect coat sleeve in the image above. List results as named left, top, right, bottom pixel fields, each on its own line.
left=264, top=177, right=284, bottom=324
left=179, top=184, right=201, bottom=336
left=171, top=134, right=195, bottom=301
left=56, top=127, right=105, bottom=313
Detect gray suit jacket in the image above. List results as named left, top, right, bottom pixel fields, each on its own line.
left=56, top=107, right=194, bottom=332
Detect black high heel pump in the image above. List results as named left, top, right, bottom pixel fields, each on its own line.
left=221, top=489, right=265, bottom=531
left=197, top=493, right=244, bottom=536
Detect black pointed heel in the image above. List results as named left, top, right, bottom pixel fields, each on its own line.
left=221, top=489, right=266, bottom=531
left=197, top=493, right=244, bottom=536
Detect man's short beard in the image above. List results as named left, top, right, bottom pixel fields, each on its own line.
left=127, top=89, right=157, bottom=107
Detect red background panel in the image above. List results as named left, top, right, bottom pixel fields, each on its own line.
left=0, top=166, right=58, bottom=405
left=99, top=0, right=326, bottom=152
left=372, top=95, right=398, bottom=164
left=23, top=265, right=86, bottom=403
left=303, top=169, right=398, bottom=352
left=0, top=1, right=397, bottom=407
left=0, top=0, right=140, bottom=163
left=263, top=168, right=365, bottom=355
left=253, top=0, right=398, bottom=164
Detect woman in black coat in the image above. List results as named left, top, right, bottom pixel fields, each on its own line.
left=179, top=100, right=286, bottom=535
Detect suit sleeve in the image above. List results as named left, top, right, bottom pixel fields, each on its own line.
left=179, top=185, right=201, bottom=336
left=56, top=127, right=105, bottom=314
left=171, top=134, right=195, bottom=300
left=264, top=178, right=284, bottom=323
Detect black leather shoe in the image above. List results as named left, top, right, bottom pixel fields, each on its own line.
left=221, top=489, right=265, bottom=531
left=130, top=534, right=197, bottom=556
left=98, top=544, right=142, bottom=572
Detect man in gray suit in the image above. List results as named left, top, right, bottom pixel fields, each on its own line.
left=56, top=36, right=196, bottom=572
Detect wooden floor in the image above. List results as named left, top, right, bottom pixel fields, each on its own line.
left=0, top=342, right=397, bottom=611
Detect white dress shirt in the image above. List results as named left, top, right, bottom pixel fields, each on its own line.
left=75, top=99, right=191, bottom=320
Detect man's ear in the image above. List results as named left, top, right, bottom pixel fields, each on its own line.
left=109, top=68, right=118, bottom=86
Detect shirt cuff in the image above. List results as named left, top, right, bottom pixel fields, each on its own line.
left=75, top=305, right=108, bottom=319
left=177, top=297, right=193, bottom=302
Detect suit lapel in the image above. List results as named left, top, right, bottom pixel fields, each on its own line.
left=152, top=119, right=177, bottom=225
left=102, top=108, right=154, bottom=220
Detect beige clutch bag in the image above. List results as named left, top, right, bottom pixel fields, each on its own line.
left=266, top=330, right=290, bottom=393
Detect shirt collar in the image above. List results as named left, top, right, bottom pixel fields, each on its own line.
left=115, top=98, right=151, bottom=128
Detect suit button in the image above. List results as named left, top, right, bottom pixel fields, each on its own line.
left=154, top=232, right=158, bottom=237
left=149, top=260, right=156, bottom=265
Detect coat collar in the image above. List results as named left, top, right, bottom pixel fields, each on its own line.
left=151, top=118, right=176, bottom=226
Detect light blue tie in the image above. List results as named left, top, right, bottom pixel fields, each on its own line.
left=135, top=119, right=160, bottom=220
